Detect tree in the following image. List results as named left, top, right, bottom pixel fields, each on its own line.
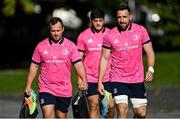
left=2, top=0, right=35, bottom=16
left=137, top=0, right=180, bottom=50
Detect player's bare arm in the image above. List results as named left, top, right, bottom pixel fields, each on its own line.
left=74, top=61, right=88, bottom=90
left=143, top=42, right=155, bottom=82
left=25, top=62, right=39, bottom=95
left=98, top=47, right=111, bottom=95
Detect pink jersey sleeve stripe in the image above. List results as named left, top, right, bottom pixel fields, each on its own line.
left=72, top=59, right=82, bottom=64
left=78, top=49, right=85, bottom=52
left=142, top=39, right=151, bottom=44
left=31, top=60, right=41, bottom=65
left=102, top=45, right=111, bottom=49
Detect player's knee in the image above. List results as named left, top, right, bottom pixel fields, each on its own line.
left=117, top=103, right=128, bottom=116
left=43, top=112, right=54, bottom=118
left=114, top=95, right=128, bottom=116
left=131, top=98, right=147, bottom=118
left=134, top=111, right=146, bottom=118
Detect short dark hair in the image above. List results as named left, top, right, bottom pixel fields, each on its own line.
left=90, top=8, right=105, bottom=19
left=116, top=3, right=131, bottom=13
left=49, top=17, right=63, bottom=26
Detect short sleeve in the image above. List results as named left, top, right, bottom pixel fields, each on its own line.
left=141, top=26, right=150, bottom=44
left=32, top=45, right=42, bottom=64
left=102, top=34, right=111, bottom=49
left=70, top=42, right=82, bottom=64
left=77, top=34, right=86, bottom=52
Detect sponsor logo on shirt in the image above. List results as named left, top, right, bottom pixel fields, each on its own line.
left=113, top=39, right=119, bottom=44
left=116, top=45, right=139, bottom=51
left=88, top=44, right=102, bottom=51
left=43, top=50, right=48, bottom=54
left=88, top=47, right=102, bottom=51
left=46, top=60, right=67, bottom=63
left=87, top=38, right=93, bottom=43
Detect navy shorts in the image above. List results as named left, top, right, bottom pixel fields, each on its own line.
left=39, top=92, right=71, bottom=113
left=111, top=82, right=147, bottom=99
left=86, top=82, right=111, bottom=97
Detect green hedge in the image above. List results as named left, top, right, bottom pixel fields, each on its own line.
left=0, top=51, right=179, bottom=93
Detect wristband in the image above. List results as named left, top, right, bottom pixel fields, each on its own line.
left=148, top=67, right=154, bottom=73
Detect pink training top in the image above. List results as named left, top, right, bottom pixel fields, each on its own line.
left=32, top=37, right=81, bottom=97
left=103, top=23, right=150, bottom=83
left=77, top=27, right=111, bottom=83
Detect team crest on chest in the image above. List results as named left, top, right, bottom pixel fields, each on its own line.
left=133, top=34, right=139, bottom=41
left=64, top=49, right=69, bottom=55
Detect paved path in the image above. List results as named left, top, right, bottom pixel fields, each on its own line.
left=0, top=88, right=180, bottom=118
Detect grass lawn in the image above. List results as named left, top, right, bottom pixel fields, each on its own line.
left=0, top=69, right=38, bottom=94
left=145, top=51, right=180, bottom=88
left=0, top=51, right=179, bottom=93
left=0, top=68, right=77, bottom=94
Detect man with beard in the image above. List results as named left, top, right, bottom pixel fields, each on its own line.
left=98, top=3, right=155, bottom=118
left=24, top=17, right=88, bottom=118
left=77, top=9, right=114, bottom=118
